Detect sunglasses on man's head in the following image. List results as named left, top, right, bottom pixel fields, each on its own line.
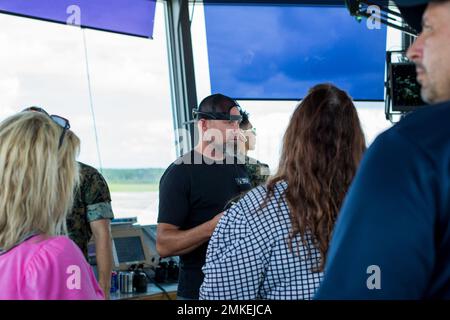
left=22, top=106, right=70, bottom=149
left=192, top=109, right=243, bottom=124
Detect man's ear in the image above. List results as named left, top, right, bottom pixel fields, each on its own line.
left=200, top=119, right=209, bottom=131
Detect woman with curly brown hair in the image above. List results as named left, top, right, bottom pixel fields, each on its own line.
left=200, top=83, right=366, bottom=300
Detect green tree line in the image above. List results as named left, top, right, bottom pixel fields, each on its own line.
left=101, top=168, right=165, bottom=184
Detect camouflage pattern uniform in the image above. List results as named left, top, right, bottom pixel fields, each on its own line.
left=244, top=156, right=270, bottom=188
left=223, top=156, right=270, bottom=210
left=67, top=162, right=114, bottom=258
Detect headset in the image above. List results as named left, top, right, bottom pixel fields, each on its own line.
left=192, top=108, right=243, bottom=122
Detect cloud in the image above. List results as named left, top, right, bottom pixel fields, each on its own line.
left=0, top=3, right=395, bottom=171
left=205, top=5, right=387, bottom=100
left=0, top=3, right=175, bottom=169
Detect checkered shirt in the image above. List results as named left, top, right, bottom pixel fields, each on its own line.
left=200, top=180, right=323, bottom=300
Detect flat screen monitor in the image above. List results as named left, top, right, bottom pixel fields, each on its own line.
left=114, top=236, right=146, bottom=264
left=390, top=62, right=425, bottom=113
left=111, top=226, right=155, bottom=270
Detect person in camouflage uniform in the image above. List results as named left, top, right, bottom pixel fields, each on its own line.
left=68, top=161, right=114, bottom=299
left=239, top=111, right=270, bottom=188
left=245, top=158, right=270, bottom=188
left=68, top=162, right=113, bottom=256
left=223, top=111, right=270, bottom=211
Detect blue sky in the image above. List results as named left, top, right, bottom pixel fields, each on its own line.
left=205, top=5, right=387, bottom=100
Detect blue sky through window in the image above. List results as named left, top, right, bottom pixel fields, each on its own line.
left=204, top=5, right=387, bottom=101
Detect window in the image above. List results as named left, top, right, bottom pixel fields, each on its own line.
left=202, top=4, right=387, bottom=100
left=237, top=101, right=391, bottom=172
left=0, top=1, right=175, bottom=226
left=191, top=2, right=401, bottom=172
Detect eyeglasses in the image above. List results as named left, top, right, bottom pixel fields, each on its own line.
left=22, top=107, right=71, bottom=149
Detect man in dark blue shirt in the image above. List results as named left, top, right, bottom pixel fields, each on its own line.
left=316, top=0, right=450, bottom=299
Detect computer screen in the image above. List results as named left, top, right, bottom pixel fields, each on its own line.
left=114, top=236, right=146, bottom=264
left=390, top=63, right=425, bottom=112
left=111, top=226, right=156, bottom=270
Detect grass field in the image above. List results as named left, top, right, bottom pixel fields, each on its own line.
left=108, top=183, right=159, bottom=193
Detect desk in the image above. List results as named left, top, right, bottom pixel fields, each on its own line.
left=110, top=282, right=178, bottom=300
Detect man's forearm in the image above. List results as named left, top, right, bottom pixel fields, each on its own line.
left=157, top=220, right=214, bottom=257
left=95, top=234, right=113, bottom=298
left=90, top=219, right=114, bottom=298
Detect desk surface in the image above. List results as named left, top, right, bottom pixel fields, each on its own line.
left=111, top=282, right=178, bottom=300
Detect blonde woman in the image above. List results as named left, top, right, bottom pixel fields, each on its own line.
left=0, top=111, right=104, bottom=300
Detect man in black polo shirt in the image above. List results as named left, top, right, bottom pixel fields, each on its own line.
left=157, top=94, right=252, bottom=299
